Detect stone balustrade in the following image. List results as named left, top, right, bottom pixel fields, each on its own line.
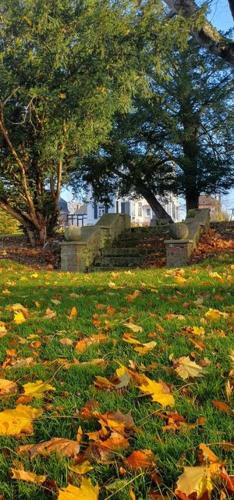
left=60, top=213, right=130, bottom=272
left=165, top=209, right=210, bottom=267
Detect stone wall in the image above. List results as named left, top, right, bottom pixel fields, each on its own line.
left=61, top=214, right=130, bottom=272
left=165, top=209, right=210, bottom=267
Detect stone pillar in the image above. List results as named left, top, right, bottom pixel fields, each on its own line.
left=60, top=242, right=87, bottom=272
left=165, top=239, right=193, bottom=267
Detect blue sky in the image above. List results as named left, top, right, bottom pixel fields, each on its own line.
left=63, top=1, right=234, bottom=214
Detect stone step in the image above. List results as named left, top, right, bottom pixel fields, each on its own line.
left=102, top=247, right=149, bottom=257
left=98, top=255, right=144, bottom=267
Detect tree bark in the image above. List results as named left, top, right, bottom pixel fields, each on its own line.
left=185, top=190, right=199, bottom=211
left=164, top=0, right=234, bottom=66
left=136, top=184, right=173, bottom=222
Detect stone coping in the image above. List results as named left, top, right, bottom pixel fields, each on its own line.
left=165, top=239, right=193, bottom=244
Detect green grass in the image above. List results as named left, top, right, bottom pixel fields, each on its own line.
left=0, top=255, right=233, bottom=499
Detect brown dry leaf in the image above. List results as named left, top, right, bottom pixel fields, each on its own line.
left=160, top=412, right=203, bottom=433
left=174, top=356, right=204, bottom=380
left=94, top=365, right=131, bottom=391
left=68, top=306, right=78, bottom=320
left=126, top=290, right=141, bottom=302
left=0, top=378, right=17, bottom=396
left=22, top=380, right=55, bottom=399
left=58, top=478, right=99, bottom=500
left=59, top=338, right=73, bottom=346
left=0, top=405, right=42, bottom=436
left=75, top=333, right=107, bottom=353
left=139, top=377, right=175, bottom=407
left=18, top=437, right=80, bottom=458
left=44, top=308, right=57, bottom=319
left=124, top=449, right=156, bottom=470
left=11, top=467, right=46, bottom=484
left=123, top=322, right=143, bottom=333
left=212, top=400, right=234, bottom=415
left=164, top=313, right=185, bottom=321
left=5, top=356, right=35, bottom=370
left=98, top=410, right=135, bottom=435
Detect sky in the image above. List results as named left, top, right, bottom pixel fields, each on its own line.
left=63, top=1, right=234, bottom=216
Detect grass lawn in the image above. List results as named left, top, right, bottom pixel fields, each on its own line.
left=0, top=255, right=233, bottom=499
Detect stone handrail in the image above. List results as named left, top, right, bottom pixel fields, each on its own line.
left=61, top=213, right=130, bottom=272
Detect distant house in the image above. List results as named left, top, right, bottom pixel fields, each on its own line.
left=59, top=198, right=69, bottom=226
left=85, top=189, right=179, bottom=226
left=59, top=190, right=179, bottom=227
left=199, top=195, right=221, bottom=220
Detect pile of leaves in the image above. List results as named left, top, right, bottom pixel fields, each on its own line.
left=0, top=256, right=233, bottom=498
left=191, top=226, right=234, bottom=263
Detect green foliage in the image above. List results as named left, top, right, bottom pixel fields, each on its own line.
left=0, top=209, right=20, bottom=235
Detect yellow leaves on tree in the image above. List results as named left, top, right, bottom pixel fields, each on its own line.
left=58, top=478, right=99, bottom=500
left=0, top=405, right=42, bottom=436
left=139, top=377, right=175, bottom=407
left=22, top=380, right=55, bottom=399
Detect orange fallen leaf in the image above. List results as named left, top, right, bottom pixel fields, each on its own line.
left=0, top=378, right=17, bottom=396
left=124, top=449, right=156, bottom=470
left=68, top=306, right=78, bottom=319
left=75, top=333, right=108, bottom=353
left=126, top=290, right=141, bottom=302
left=212, top=400, right=234, bottom=415
left=44, top=308, right=57, bottom=319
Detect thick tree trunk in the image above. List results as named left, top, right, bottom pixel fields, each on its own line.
left=185, top=191, right=199, bottom=212
left=136, top=184, right=173, bottom=222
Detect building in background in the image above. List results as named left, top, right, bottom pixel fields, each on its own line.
left=60, top=189, right=179, bottom=227
left=198, top=195, right=222, bottom=220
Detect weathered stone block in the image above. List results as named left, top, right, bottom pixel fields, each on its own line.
left=165, top=240, right=193, bottom=267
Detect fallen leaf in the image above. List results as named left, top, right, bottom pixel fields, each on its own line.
left=59, top=338, right=73, bottom=346
left=75, top=333, right=107, bottom=353
left=139, top=377, right=175, bottom=407
left=14, top=311, right=27, bottom=325
left=69, top=461, right=93, bottom=475
left=174, top=356, right=204, bottom=380
left=205, top=309, right=228, bottom=321
left=126, top=290, right=141, bottom=302
left=175, top=466, right=214, bottom=499
left=0, top=405, right=42, bottom=436
left=19, top=437, right=80, bottom=458
left=0, top=378, right=17, bottom=396
left=22, top=380, right=55, bottom=399
left=212, top=400, right=234, bottom=415
left=123, top=322, right=143, bottom=333
left=0, top=322, right=7, bottom=337
left=58, top=478, right=99, bottom=499
left=124, top=449, right=156, bottom=470
left=44, top=308, right=57, bottom=319
left=68, top=306, right=78, bottom=319
left=198, top=443, right=220, bottom=464
left=11, top=467, right=46, bottom=484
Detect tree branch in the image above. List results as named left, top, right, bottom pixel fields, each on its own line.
left=164, top=0, right=234, bottom=65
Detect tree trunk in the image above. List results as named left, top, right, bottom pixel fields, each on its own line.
left=185, top=191, right=199, bottom=212
left=136, top=184, right=173, bottom=222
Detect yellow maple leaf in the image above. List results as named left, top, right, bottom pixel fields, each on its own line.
left=175, top=466, right=214, bottom=499
left=0, top=405, right=42, bottom=436
left=11, top=467, right=46, bottom=484
left=134, top=341, right=156, bottom=355
left=174, top=356, right=204, bottom=380
left=69, top=461, right=93, bottom=475
left=191, top=326, right=205, bottom=336
left=205, top=309, right=228, bottom=320
left=22, top=380, right=55, bottom=399
left=0, top=378, right=17, bottom=396
left=139, top=377, right=175, bottom=407
left=58, top=478, right=99, bottom=499
left=14, top=311, right=26, bottom=325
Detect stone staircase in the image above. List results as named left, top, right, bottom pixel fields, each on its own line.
left=92, top=225, right=171, bottom=270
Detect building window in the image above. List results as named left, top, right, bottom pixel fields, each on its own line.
left=98, top=206, right=105, bottom=217
left=138, top=203, right=142, bottom=217
left=146, top=208, right=151, bottom=217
